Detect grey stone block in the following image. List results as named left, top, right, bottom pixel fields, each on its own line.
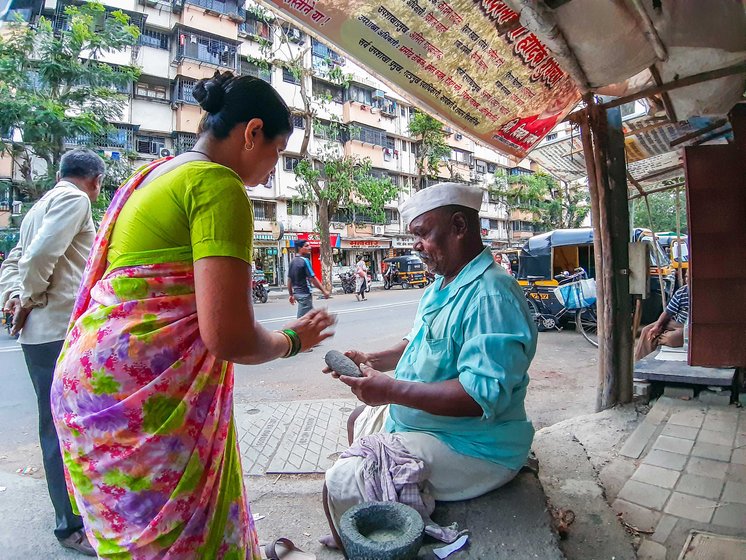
left=634, top=380, right=651, bottom=398
left=696, top=428, right=736, bottom=447
left=668, top=408, right=705, bottom=428
left=698, top=390, right=731, bottom=406
left=645, top=398, right=672, bottom=425
left=643, top=449, right=688, bottom=471
left=732, top=448, right=746, bottom=465
left=712, top=502, right=746, bottom=529
left=675, top=473, right=725, bottom=500
left=685, top=457, right=728, bottom=479
left=650, top=514, right=678, bottom=544
left=611, top=499, right=660, bottom=533
left=691, top=442, right=732, bottom=462
left=637, top=539, right=667, bottom=560
left=653, top=435, right=695, bottom=455
left=664, top=492, right=716, bottom=523
left=617, top=480, right=671, bottom=510
left=664, top=386, right=694, bottom=400
left=620, top=421, right=657, bottom=459
left=723, top=480, right=746, bottom=504
left=660, top=423, right=699, bottom=440
left=728, top=463, right=746, bottom=483
left=701, top=417, right=737, bottom=437
left=632, top=464, right=680, bottom=489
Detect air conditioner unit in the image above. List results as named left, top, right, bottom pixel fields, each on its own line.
left=159, top=147, right=171, bottom=158
left=373, top=225, right=385, bottom=235
left=373, top=89, right=385, bottom=99
left=455, top=133, right=463, bottom=140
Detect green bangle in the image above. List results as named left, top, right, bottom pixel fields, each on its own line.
left=283, top=328, right=302, bottom=357
left=277, top=331, right=293, bottom=358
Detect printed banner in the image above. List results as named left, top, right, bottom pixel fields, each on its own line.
left=262, top=0, right=581, bottom=158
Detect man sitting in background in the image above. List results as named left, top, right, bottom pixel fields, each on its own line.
left=635, top=271, right=689, bottom=361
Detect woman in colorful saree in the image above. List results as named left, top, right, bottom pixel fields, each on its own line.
left=51, top=71, right=336, bottom=559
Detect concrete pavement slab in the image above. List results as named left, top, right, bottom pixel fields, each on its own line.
left=611, top=499, right=661, bottom=533
left=664, top=492, right=716, bottom=523
left=711, top=502, right=746, bottom=529
left=636, top=538, right=667, bottom=560
left=660, top=423, right=699, bottom=440
left=723, top=480, right=746, bottom=504
left=642, top=449, right=689, bottom=470
left=696, top=428, right=736, bottom=447
left=653, top=434, right=695, bottom=455
left=617, top=479, right=671, bottom=510
left=650, top=514, right=678, bottom=544
left=675, top=473, right=725, bottom=500
left=631, top=464, right=680, bottom=489
left=691, top=442, right=732, bottom=462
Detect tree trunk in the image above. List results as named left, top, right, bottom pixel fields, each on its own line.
left=318, top=200, right=333, bottom=293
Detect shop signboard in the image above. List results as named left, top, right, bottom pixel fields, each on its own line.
left=343, top=239, right=392, bottom=249
left=262, top=0, right=580, bottom=158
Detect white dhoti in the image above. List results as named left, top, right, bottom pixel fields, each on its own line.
left=324, top=405, right=519, bottom=532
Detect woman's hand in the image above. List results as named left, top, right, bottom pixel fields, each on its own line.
left=283, top=308, right=336, bottom=351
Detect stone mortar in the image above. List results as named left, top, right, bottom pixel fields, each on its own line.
left=339, top=501, right=424, bottom=560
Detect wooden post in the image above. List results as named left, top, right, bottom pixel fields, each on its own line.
left=587, top=99, right=634, bottom=408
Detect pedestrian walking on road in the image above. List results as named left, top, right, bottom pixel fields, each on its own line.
left=0, top=148, right=105, bottom=556
left=355, top=255, right=368, bottom=301
left=288, top=239, right=330, bottom=317
left=49, top=71, right=335, bottom=560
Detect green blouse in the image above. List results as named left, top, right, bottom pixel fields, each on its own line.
left=108, top=161, right=254, bottom=272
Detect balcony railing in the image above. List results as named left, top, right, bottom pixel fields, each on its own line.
left=185, top=0, right=239, bottom=15
left=175, top=30, right=238, bottom=70
left=66, top=125, right=137, bottom=151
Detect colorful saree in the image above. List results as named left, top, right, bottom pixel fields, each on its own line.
left=51, top=159, right=261, bottom=559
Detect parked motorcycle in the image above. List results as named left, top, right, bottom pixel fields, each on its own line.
left=252, top=274, right=269, bottom=304
left=338, top=270, right=356, bottom=294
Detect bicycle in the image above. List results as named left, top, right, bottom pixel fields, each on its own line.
left=523, top=268, right=598, bottom=347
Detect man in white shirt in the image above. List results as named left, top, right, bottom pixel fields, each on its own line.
left=0, top=148, right=104, bottom=556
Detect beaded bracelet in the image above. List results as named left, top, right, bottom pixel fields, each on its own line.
left=282, top=328, right=302, bottom=357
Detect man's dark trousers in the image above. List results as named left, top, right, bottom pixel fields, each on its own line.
left=21, top=340, right=85, bottom=540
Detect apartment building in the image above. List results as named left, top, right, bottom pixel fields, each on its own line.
left=10, top=0, right=532, bottom=284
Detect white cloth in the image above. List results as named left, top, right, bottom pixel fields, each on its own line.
left=400, top=182, right=484, bottom=227
left=0, top=181, right=95, bottom=344
left=325, top=405, right=519, bottom=538
left=354, top=260, right=368, bottom=292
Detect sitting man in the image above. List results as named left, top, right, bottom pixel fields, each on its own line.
left=635, top=271, right=689, bottom=361
left=322, top=182, right=538, bottom=549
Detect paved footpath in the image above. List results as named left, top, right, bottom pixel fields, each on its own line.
left=613, top=398, right=746, bottom=559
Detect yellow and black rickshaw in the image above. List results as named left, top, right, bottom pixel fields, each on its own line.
left=382, top=255, right=428, bottom=289
left=518, top=228, right=675, bottom=323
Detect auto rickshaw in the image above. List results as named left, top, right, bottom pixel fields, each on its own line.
left=518, top=228, right=675, bottom=324
left=494, top=248, right=521, bottom=276
left=382, top=255, right=428, bottom=289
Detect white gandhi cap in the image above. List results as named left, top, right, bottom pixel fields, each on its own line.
left=400, top=182, right=484, bottom=228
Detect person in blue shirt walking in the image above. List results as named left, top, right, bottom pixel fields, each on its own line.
left=322, top=183, right=538, bottom=548
left=287, top=240, right=329, bottom=318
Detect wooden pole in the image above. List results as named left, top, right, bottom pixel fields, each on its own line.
left=598, top=62, right=746, bottom=110
left=628, top=181, right=686, bottom=200
left=669, top=119, right=728, bottom=148
left=587, top=99, right=634, bottom=408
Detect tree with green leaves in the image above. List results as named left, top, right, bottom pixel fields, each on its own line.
left=631, top=186, right=687, bottom=234
left=490, top=170, right=589, bottom=234
left=0, top=2, right=140, bottom=200
left=408, top=112, right=450, bottom=190
left=294, top=123, right=398, bottom=292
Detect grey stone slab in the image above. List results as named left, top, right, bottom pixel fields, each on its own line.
left=646, top=398, right=673, bottom=425
left=668, top=408, right=705, bottom=428
left=686, top=457, right=729, bottom=479
left=617, top=480, right=671, bottom=510
left=696, top=428, right=736, bottom=447
left=636, top=539, right=667, bottom=560
left=611, top=499, right=661, bottom=533
left=691, top=442, right=732, bottom=462
left=664, top=386, right=694, bottom=399
left=632, top=464, right=680, bottom=489
left=660, top=423, right=699, bottom=440
left=422, top=472, right=563, bottom=560
left=620, top=420, right=658, bottom=459
left=643, top=449, right=688, bottom=470
left=723, top=480, right=746, bottom=504
left=664, top=492, right=716, bottom=523
left=728, top=463, right=746, bottom=483
left=653, top=435, right=695, bottom=455
left=731, top=448, right=746, bottom=465
left=236, top=399, right=356, bottom=475
left=676, top=473, right=725, bottom=500
left=634, top=357, right=735, bottom=386
left=650, top=514, right=678, bottom=544
left=712, top=502, right=746, bottom=529
left=701, top=417, right=738, bottom=437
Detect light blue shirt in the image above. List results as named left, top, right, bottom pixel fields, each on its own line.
left=385, top=248, right=538, bottom=470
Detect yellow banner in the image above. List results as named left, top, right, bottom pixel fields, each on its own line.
left=263, top=0, right=580, bottom=158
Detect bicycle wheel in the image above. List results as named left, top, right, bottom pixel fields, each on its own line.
left=576, top=305, right=599, bottom=347
left=526, top=297, right=545, bottom=331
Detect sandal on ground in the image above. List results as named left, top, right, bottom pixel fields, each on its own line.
left=265, top=537, right=316, bottom=559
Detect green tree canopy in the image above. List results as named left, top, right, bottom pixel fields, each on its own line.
left=0, top=2, right=140, bottom=199
left=631, top=187, right=687, bottom=234
left=490, top=170, right=590, bottom=232
left=408, top=112, right=450, bottom=190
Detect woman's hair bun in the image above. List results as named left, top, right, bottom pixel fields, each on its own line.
left=193, top=71, right=234, bottom=114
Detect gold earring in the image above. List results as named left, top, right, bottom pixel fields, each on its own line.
left=244, top=142, right=255, bottom=151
